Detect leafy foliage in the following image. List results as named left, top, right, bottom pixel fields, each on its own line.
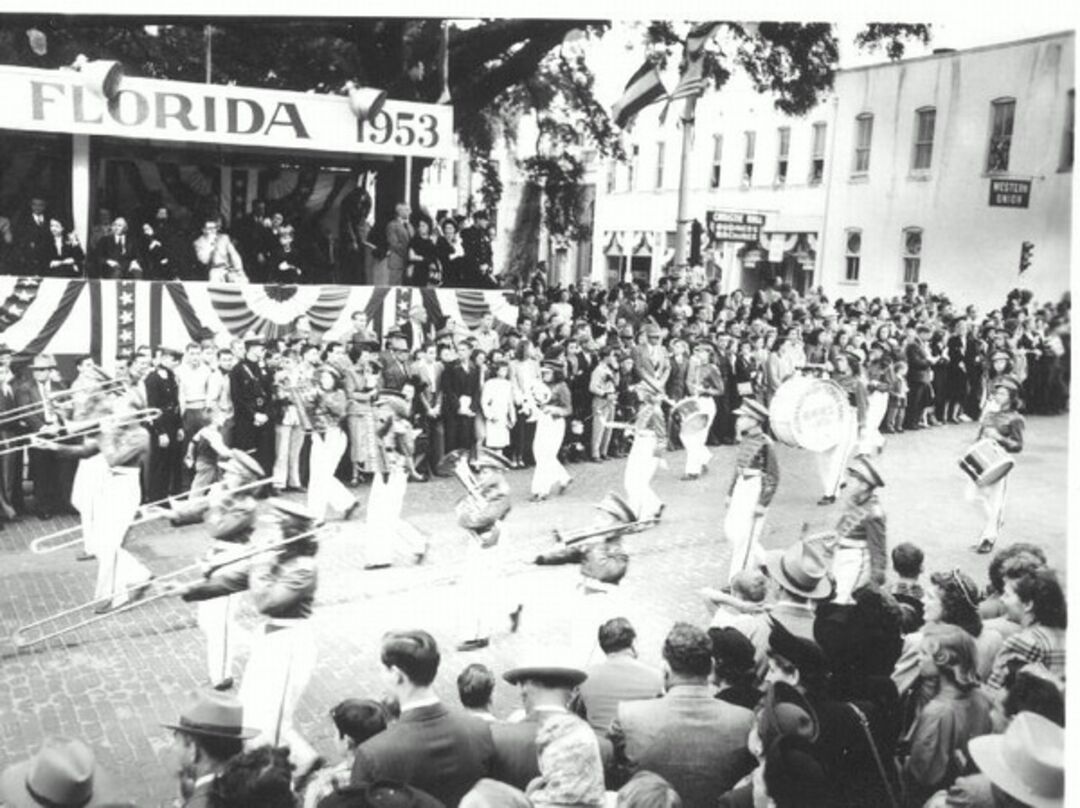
left=855, top=24, right=933, bottom=61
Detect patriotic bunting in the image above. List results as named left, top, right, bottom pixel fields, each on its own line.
left=612, top=61, right=668, bottom=129
left=0, top=280, right=517, bottom=373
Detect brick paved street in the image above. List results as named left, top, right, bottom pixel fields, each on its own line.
left=0, top=415, right=1068, bottom=804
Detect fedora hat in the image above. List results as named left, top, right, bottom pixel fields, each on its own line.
left=30, top=354, right=57, bottom=371
left=968, top=712, right=1063, bottom=808
left=765, top=541, right=833, bottom=600
left=503, top=655, right=587, bottom=687
left=595, top=492, right=636, bottom=524
left=846, top=456, right=884, bottom=488
left=733, top=398, right=770, bottom=422
left=218, top=449, right=265, bottom=482
left=161, top=692, right=259, bottom=740
left=0, top=737, right=128, bottom=808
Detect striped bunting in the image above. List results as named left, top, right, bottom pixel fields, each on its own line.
left=612, top=61, right=667, bottom=129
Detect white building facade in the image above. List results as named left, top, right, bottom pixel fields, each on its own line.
left=590, top=31, right=1074, bottom=308
left=822, top=31, right=1074, bottom=309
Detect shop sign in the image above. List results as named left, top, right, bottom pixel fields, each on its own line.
left=988, top=179, right=1031, bottom=208
left=706, top=210, right=766, bottom=243
left=0, top=64, right=455, bottom=158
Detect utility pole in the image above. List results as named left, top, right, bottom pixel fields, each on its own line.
left=672, top=95, right=697, bottom=271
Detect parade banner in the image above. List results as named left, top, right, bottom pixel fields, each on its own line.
left=0, top=278, right=517, bottom=366
left=0, top=64, right=455, bottom=159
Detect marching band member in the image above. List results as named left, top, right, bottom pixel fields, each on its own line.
left=363, top=389, right=426, bottom=569
left=165, top=499, right=323, bottom=780
left=816, top=350, right=866, bottom=505
left=831, top=456, right=887, bottom=604
left=971, top=377, right=1024, bottom=554
left=529, top=360, right=572, bottom=502
left=723, top=398, right=779, bottom=585
left=66, top=364, right=115, bottom=561
left=160, top=450, right=263, bottom=690
left=623, top=381, right=666, bottom=521
left=681, top=341, right=724, bottom=480
left=304, top=362, right=359, bottom=522
left=456, top=448, right=520, bottom=651
left=534, top=493, right=636, bottom=665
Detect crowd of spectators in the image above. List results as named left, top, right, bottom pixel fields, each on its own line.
left=0, top=194, right=500, bottom=287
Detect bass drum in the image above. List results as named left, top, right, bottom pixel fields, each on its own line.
left=769, top=375, right=849, bottom=452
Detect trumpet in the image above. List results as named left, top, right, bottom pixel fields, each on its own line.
left=12, top=523, right=332, bottom=649
left=28, top=475, right=275, bottom=555
left=0, top=375, right=127, bottom=427
left=0, top=407, right=162, bottom=457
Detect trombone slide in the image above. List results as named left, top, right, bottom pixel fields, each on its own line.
left=556, top=516, right=660, bottom=546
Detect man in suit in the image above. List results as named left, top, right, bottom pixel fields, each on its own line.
left=15, top=354, right=67, bottom=519
left=380, top=332, right=412, bottom=392
left=402, top=305, right=433, bottom=353
left=229, top=335, right=275, bottom=485
left=351, top=630, right=495, bottom=807
left=492, top=658, right=613, bottom=792
left=144, top=346, right=185, bottom=501
left=385, top=203, right=413, bottom=286
left=9, top=195, right=51, bottom=276
left=631, top=322, right=671, bottom=396
left=608, top=623, right=756, bottom=806
left=575, top=618, right=663, bottom=735
left=95, top=217, right=142, bottom=279
left=904, top=323, right=934, bottom=429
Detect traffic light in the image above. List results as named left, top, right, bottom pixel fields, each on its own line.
left=1019, top=241, right=1034, bottom=274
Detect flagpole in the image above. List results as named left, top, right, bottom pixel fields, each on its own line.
left=673, top=95, right=697, bottom=270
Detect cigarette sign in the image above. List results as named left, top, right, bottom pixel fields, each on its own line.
left=989, top=179, right=1031, bottom=208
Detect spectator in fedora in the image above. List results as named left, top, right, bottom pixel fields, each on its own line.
left=762, top=536, right=834, bottom=643
left=575, top=618, right=664, bottom=735
left=608, top=623, right=755, bottom=807
left=0, top=736, right=134, bottom=808
left=162, top=691, right=258, bottom=808
left=967, top=712, right=1063, bottom=808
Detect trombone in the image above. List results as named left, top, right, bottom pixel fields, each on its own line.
left=29, top=475, right=275, bottom=555
left=12, top=523, right=332, bottom=649
left=554, top=516, right=661, bottom=547
left=0, top=407, right=161, bottom=457
left=0, top=375, right=127, bottom=428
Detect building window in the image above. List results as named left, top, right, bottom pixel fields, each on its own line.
left=1062, top=89, right=1074, bottom=171
left=776, top=127, right=790, bottom=184
left=606, top=162, right=616, bottom=194
left=844, top=229, right=861, bottom=282
left=902, top=228, right=922, bottom=284
left=912, top=107, right=936, bottom=170
left=606, top=255, right=625, bottom=285
left=743, top=131, right=756, bottom=184
left=710, top=134, right=723, bottom=188
left=655, top=141, right=665, bottom=189
left=628, top=145, right=639, bottom=190
left=810, top=122, right=827, bottom=184
left=987, top=98, right=1015, bottom=173
left=853, top=114, right=873, bottom=174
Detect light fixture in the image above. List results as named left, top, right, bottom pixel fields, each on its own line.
left=72, top=54, right=124, bottom=101
left=343, top=81, right=388, bottom=123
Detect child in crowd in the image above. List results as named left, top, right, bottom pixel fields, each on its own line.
left=884, top=359, right=909, bottom=433
left=891, top=541, right=926, bottom=634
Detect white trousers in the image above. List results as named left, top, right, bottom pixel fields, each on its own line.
left=198, top=594, right=238, bottom=686
left=531, top=413, right=569, bottom=496
left=860, top=392, right=889, bottom=454
left=624, top=433, right=661, bottom=519
left=240, top=622, right=318, bottom=772
left=307, top=427, right=354, bottom=520
left=682, top=397, right=716, bottom=476
left=724, top=473, right=767, bottom=584
left=93, top=472, right=152, bottom=608
left=71, top=455, right=109, bottom=555
left=365, top=469, right=409, bottom=565
left=833, top=541, right=870, bottom=605
left=273, top=424, right=304, bottom=488
left=816, top=407, right=858, bottom=498
left=969, top=476, right=1009, bottom=542
left=461, top=528, right=513, bottom=640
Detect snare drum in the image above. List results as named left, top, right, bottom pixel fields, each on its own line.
left=959, top=439, right=1015, bottom=487
left=769, top=375, right=848, bottom=452
left=672, top=397, right=712, bottom=438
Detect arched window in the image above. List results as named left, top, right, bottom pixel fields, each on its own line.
left=902, top=227, right=923, bottom=284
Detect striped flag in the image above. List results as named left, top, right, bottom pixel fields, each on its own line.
left=685, top=21, right=721, bottom=59
left=612, top=61, right=667, bottom=129
left=658, top=55, right=709, bottom=124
